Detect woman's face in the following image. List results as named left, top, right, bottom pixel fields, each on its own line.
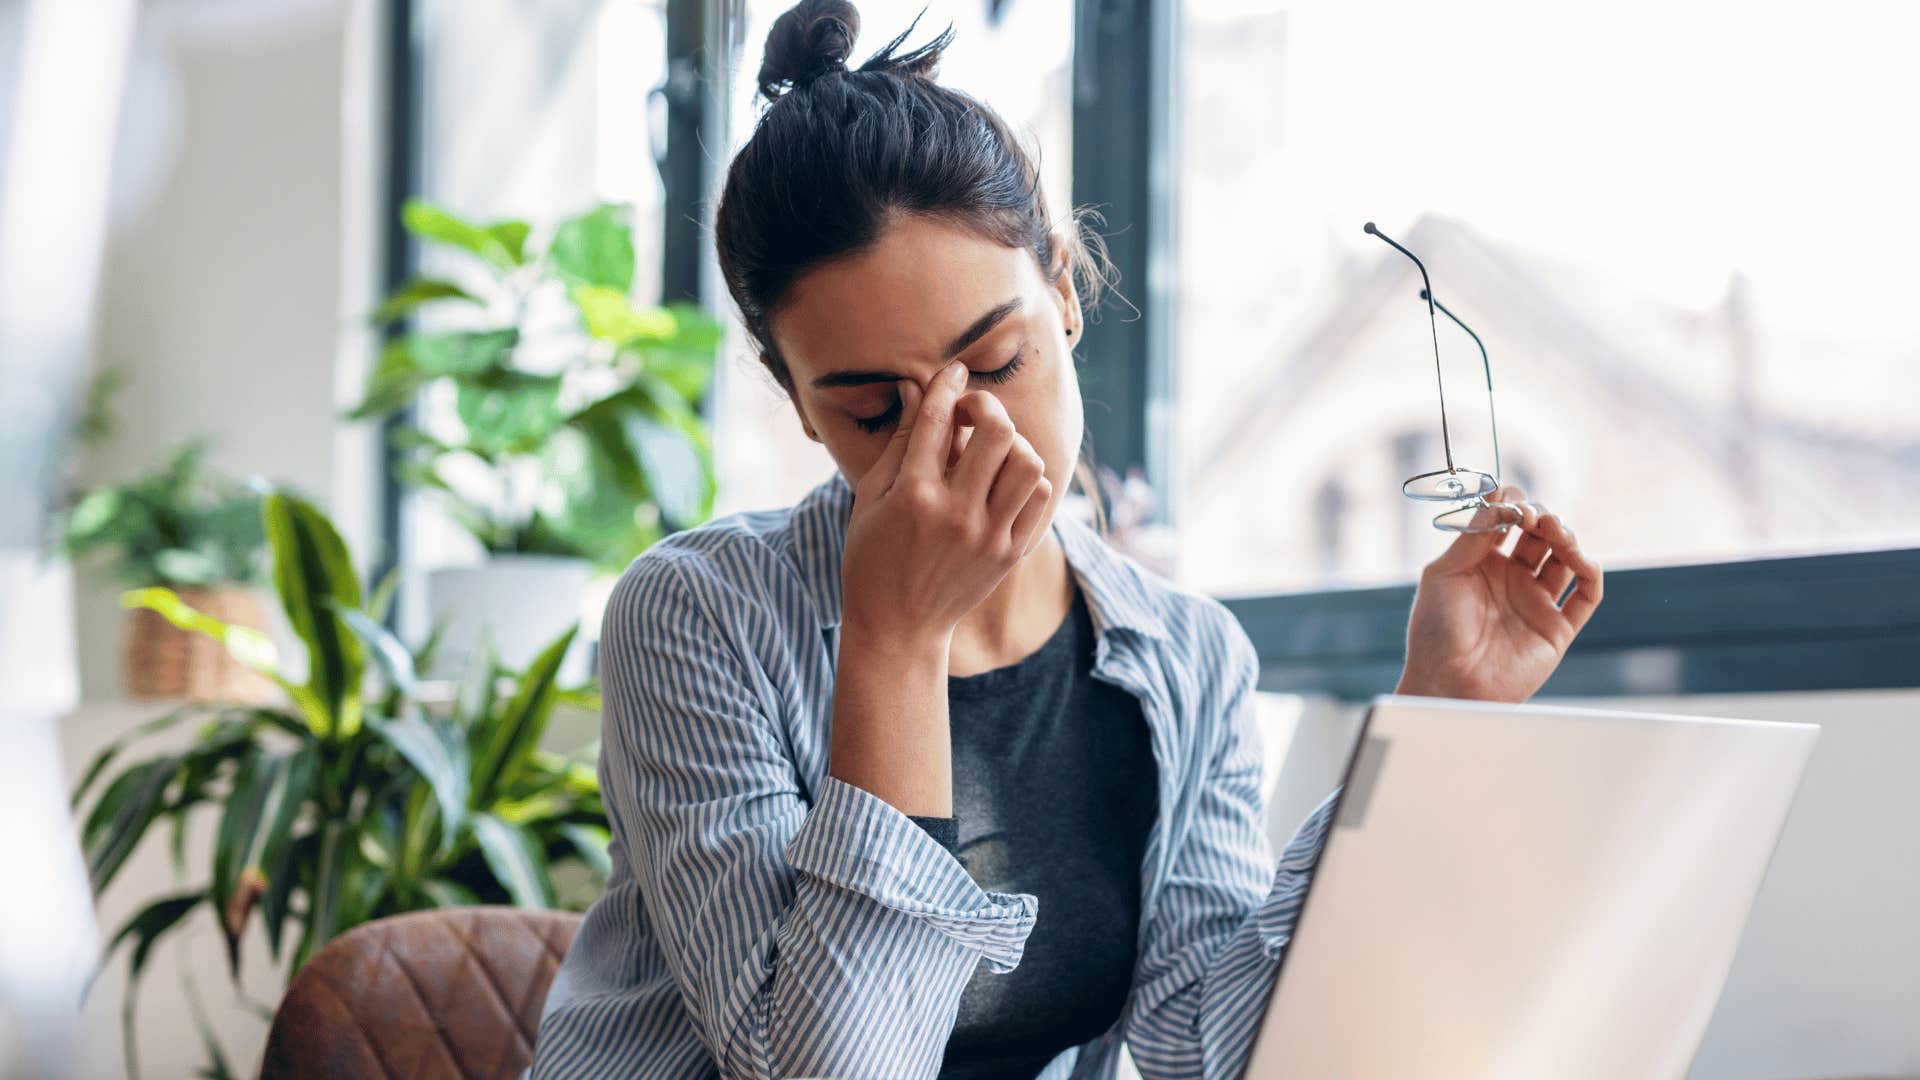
left=767, top=214, right=1084, bottom=517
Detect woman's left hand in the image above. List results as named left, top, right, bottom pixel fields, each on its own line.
left=1397, top=485, right=1604, bottom=703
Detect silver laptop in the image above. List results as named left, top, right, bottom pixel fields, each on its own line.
left=1243, top=695, right=1819, bottom=1080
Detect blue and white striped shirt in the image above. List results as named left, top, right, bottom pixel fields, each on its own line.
left=531, top=469, right=1338, bottom=1079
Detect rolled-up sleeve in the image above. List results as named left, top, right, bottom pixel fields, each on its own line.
left=1122, top=604, right=1339, bottom=1079
left=531, top=549, right=1035, bottom=1080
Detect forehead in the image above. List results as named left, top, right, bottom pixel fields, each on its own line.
left=770, top=215, right=1041, bottom=381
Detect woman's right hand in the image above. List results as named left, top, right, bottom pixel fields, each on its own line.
left=840, top=358, right=1054, bottom=646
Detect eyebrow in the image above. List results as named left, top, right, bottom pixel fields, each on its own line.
left=809, top=297, right=1022, bottom=389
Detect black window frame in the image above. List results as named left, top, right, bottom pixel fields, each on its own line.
left=1064, top=0, right=1920, bottom=701
left=385, top=0, right=1920, bottom=699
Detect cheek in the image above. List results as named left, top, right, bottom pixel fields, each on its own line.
left=1002, top=357, right=1081, bottom=483
left=1036, top=345, right=1084, bottom=464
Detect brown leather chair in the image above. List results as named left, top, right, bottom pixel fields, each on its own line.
left=259, top=907, right=581, bottom=1079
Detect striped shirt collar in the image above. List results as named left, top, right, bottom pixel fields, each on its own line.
left=786, top=469, right=1172, bottom=644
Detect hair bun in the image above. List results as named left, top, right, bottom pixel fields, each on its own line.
left=758, top=0, right=861, bottom=101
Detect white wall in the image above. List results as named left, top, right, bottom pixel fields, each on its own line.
left=71, top=0, right=373, bottom=703
left=59, top=2, right=375, bottom=1075
left=1261, top=687, right=1920, bottom=1080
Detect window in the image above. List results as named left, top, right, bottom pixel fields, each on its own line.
left=395, top=0, right=670, bottom=639
left=709, top=0, right=1075, bottom=516
left=386, top=0, right=1919, bottom=696
left=1172, top=1, right=1920, bottom=600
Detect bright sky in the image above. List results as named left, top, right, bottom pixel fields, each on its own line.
left=711, top=0, right=1920, bottom=346
left=1253, top=0, right=1920, bottom=341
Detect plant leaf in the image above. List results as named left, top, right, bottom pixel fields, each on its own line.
left=471, top=625, right=579, bottom=807
left=400, top=200, right=519, bottom=272
left=181, top=964, right=238, bottom=1080
left=570, top=284, right=675, bottom=345
left=366, top=564, right=402, bottom=626
left=554, top=684, right=603, bottom=714
left=636, top=343, right=716, bottom=403
left=547, top=203, right=634, bottom=292
left=71, top=706, right=201, bottom=811
left=341, top=864, right=392, bottom=930
left=370, top=711, right=470, bottom=847
left=633, top=301, right=723, bottom=401
left=412, top=327, right=518, bottom=377
left=212, top=747, right=316, bottom=978
left=299, top=821, right=351, bottom=970
left=455, top=638, right=501, bottom=732
left=336, top=605, right=416, bottom=697
left=371, top=277, right=480, bottom=325
left=472, top=813, right=555, bottom=908
left=455, top=368, right=563, bottom=456
left=62, top=486, right=126, bottom=547
left=261, top=831, right=318, bottom=959
left=119, top=587, right=281, bottom=674
left=152, top=547, right=222, bottom=587
left=627, top=410, right=709, bottom=529
left=413, top=620, right=450, bottom=677
left=211, top=749, right=274, bottom=970
left=560, top=823, right=612, bottom=879
left=84, top=755, right=183, bottom=894
left=345, top=339, right=428, bottom=421
left=95, top=892, right=201, bottom=1074
left=487, top=221, right=531, bottom=266
left=90, top=891, right=203, bottom=1003
left=263, top=492, right=366, bottom=740
left=419, top=878, right=479, bottom=908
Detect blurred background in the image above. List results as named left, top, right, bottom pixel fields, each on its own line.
left=2, top=0, right=1915, bottom=1077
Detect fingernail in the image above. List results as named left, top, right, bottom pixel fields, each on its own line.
left=946, top=360, right=967, bottom=382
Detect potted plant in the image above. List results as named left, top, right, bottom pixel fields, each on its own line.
left=77, top=489, right=606, bottom=1077
left=349, top=199, right=723, bottom=679
left=58, top=433, right=274, bottom=701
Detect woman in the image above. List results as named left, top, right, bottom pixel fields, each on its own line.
left=531, top=3, right=1603, bottom=1077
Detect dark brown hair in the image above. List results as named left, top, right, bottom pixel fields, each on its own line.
left=714, top=0, right=1119, bottom=534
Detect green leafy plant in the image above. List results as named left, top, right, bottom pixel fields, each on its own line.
left=75, top=490, right=606, bottom=1077
left=349, top=199, right=724, bottom=570
left=58, top=437, right=269, bottom=589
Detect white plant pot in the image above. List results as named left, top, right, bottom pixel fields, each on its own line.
left=424, top=555, right=594, bottom=685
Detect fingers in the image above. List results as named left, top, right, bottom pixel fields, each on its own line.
left=900, top=360, right=972, bottom=482
left=1511, top=527, right=1552, bottom=574
left=1425, top=486, right=1526, bottom=576
left=949, top=390, right=1016, bottom=499
left=952, top=391, right=1048, bottom=537
left=1534, top=511, right=1604, bottom=631
left=1009, top=474, right=1054, bottom=556
left=1537, top=554, right=1576, bottom=603
left=946, top=421, right=973, bottom=471
left=859, top=377, right=923, bottom=499
left=1504, top=549, right=1571, bottom=643
left=1427, top=515, right=1505, bottom=575
left=1487, top=500, right=1605, bottom=635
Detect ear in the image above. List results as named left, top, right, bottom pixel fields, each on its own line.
left=768, top=352, right=823, bottom=443
left=788, top=396, right=822, bottom=444
left=1047, top=241, right=1083, bottom=338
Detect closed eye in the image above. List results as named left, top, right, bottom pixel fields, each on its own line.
left=852, top=344, right=1027, bottom=434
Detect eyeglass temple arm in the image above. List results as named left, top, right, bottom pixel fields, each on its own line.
left=1419, top=289, right=1501, bottom=485
left=1363, top=222, right=1455, bottom=472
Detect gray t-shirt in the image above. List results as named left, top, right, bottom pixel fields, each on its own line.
left=909, top=583, right=1159, bottom=1079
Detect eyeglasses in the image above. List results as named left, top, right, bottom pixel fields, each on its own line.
left=1364, top=221, right=1521, bottom=533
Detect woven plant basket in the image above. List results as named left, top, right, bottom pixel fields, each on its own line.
left=124, top=584, right=277, bottom=703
